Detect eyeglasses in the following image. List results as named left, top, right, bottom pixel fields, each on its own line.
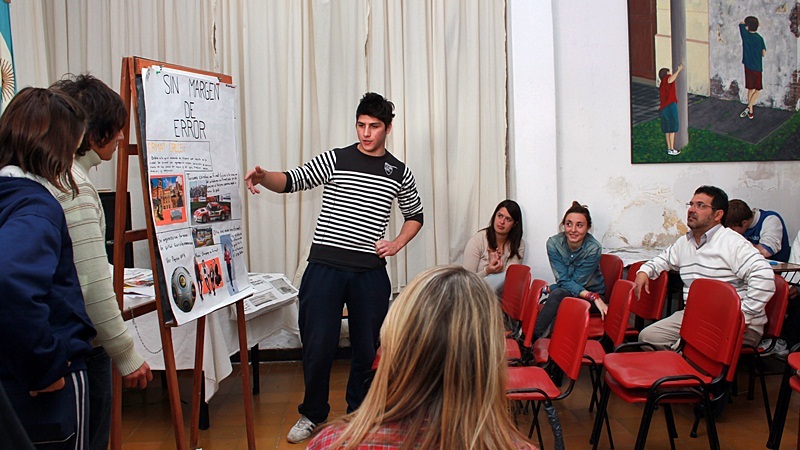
left=686, top=201, right=716, bottom=210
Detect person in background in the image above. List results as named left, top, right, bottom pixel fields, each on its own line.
left=724, top=198, right=790, bottom=262
left=245, top=92, right=424, bottom=443
left=49, top=74, right=153, bottom=450
left=636, top=186, right=775, bottom=350
left=739, top=15, right=766, bottom=120
left=659, top=63, right=684, bottom=156
left=307, top=266, right=536, bottom=450
left=0, top=87, right=97, bottom=449
left=534, top=201, right=606, bottom=340
left=462, top=199, right=526, bottom=294
left=771, top=230, right=800, bottom=355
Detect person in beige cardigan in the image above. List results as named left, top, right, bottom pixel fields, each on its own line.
left=462, top=199, right=526, bottom=294
left=48, top=75, right=152, bottom=450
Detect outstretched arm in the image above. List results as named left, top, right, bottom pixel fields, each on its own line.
left=244, top=165, right=288, bottom=194
left=668, top=64, right=684, bottom=84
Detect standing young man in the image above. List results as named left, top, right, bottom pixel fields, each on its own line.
left=739, top=16, right=766, bottom=120
left=245, top=92, right=424, bottom=443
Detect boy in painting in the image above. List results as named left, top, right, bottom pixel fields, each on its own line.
left=659, top=63, right=684, bottom=156
left=739, top=16, right=766, bottom=120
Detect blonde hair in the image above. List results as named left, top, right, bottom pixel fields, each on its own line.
left=328, top=265, right=530, bottom=449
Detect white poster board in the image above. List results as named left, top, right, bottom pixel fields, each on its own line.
left=141, top=66, right=253, bottom=325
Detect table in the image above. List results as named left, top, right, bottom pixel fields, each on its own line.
left=125, top=300, right=299, bottom=402
left=771, top=261, right=800, bottom=273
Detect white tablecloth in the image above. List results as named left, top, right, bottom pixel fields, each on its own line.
left=125, top=300, right=299, bottom=401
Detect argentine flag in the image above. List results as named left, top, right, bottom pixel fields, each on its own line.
left=0, top=1, right=14, bottom=115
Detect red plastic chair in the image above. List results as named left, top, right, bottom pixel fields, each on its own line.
left=582, top=280, right=635, bottom=412
left=587, top=254, right=624, bottom=338
left=589, top=278, right=746, bottom=450
left=624, top=260, right=669, bottom=340
left=507, top=279, right=548, bottom=363
left=507, top=297, right=590, bottom=449
left=736, top=275, right=788, bottom=428
left=533, top=280, right=635, bottom=402
left=502, top=264, right=532, bottom=325
left=766, top=346, right=800, bottom=449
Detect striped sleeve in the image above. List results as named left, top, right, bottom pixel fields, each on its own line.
left=285, top=150, right=336, bottom=192
left=397, top=166, right=423, bottom=221
left=732, top=242, right=775, bottom=323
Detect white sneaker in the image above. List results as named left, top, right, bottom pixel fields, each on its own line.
left=286, top=415, right=322, bottom=443
left=667, top=149, right=680, bottom=156
left=761, top=338, right=789, bottom=357
left=740, top=108, right=749, bottom=118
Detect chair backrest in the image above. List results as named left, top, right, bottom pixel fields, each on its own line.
left=501, top=264, right=532, bottom=322
left=626, top=260, right=669, bottom=321
left=680, top=279, right=744, bottom=379
left=599, top=254, right=623, bottom=300
left=520, top=279, right=549, bottom=348
left=762, top=274, right=790, bottom=340
left=602, top=279, right=636, bottom=346
left=549, top=297, right=590, bottom=381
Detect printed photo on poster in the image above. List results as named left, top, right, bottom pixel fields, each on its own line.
left=150, top=174, right=186, bottom=226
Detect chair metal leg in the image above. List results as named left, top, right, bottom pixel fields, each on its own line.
left=603, top=408, right=614, bottom=449
left=689, top=413, right=701, bottom=438
left=590, top=383, right=612, bottom=448
left=701, top=396, right=721, bottom=450
left=663, top=404, right=677, bottom=450
left=767, top=362, right=795, bottom=448
left=528, top=402, right=545, bottom=450
left=589, top=365, right=599, bottom=412
left=634, top=397, right=657, bottom=450
left=755, top=354, right=773, bottom=427
left=748, top=354, right=757, bottom=400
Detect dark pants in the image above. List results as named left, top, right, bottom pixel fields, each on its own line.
left=297, top=263, right=391, bottom=424
left=86, top=347, right=111, bottom=450
left=534, top=288, right=603, bottom=339
left=4, top=370, right=89, bottom=450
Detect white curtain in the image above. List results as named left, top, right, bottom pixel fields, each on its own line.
left=10, top=0, right=507, bottom=291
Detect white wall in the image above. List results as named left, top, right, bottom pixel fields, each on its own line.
left=508, top=0, right=800, bottom=282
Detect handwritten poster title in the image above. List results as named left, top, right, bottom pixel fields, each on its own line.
left=162, top=73, right=220, bottom=140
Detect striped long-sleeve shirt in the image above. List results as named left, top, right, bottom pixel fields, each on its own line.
left=638, top=224, right=775, bottom=335
left=284, top=144, right=423, bottom=270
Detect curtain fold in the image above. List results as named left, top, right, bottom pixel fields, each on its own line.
left=9, top=0, right=507, bottom=291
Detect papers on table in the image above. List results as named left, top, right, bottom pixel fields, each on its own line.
left=122, top=267, right=157, bottom=308
left=235, top=273, right=298, bottom=319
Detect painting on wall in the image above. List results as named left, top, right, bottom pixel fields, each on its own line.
left=629, top=0, right=800, bottom=163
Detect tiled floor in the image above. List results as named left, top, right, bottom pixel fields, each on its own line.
left=120, top=357, right=800, bottom=449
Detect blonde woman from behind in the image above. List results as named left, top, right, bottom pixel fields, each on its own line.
left=308, top=265, right=536, bottom=450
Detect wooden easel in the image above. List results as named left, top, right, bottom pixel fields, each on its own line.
left=110, top=56, right=256, bottom=450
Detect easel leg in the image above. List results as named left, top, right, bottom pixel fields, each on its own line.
left=191, top=317, right=206, bottom=448
left=110, top=367, right=123, bottom=449
left=237, top=301, right=256, bottom=449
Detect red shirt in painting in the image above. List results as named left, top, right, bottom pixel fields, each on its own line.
left=659, top=75, right=677, bottom=110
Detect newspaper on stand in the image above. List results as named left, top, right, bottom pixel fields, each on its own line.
left=231, top=273, right=298, bottom=320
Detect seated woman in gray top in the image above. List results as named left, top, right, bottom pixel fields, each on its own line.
left=462, top=199, right=526, bottom=294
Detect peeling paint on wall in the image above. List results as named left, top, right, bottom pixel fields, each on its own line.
left=710, top=74, right=741, bottom=100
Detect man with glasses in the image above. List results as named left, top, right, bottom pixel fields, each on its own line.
left=634, top=185, right=775, bottom=350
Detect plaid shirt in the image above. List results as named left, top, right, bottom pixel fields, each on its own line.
left=307, top=421, right=537, bottom=449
